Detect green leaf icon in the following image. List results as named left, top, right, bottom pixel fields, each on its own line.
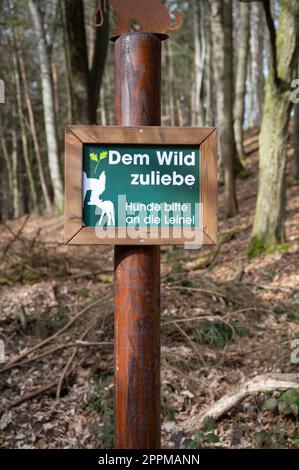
left=100, top=151, right=108, bottom=161
left=90, top=152, right=98, bottom=162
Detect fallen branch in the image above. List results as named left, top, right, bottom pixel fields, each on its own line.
left=0, top=382, right=57, bottom=413
left=5, top=341, right=113, bottom=369
left=56, top=324, right=93, bottom=399
left=0, top=292, right=112, bottom=373
left=56, top=348, right=78, bottom=400
left=184, top=246, right=220, bottom=272
left=188, top=373, right=299, bottom=430
left=0, top=351, right=95, bottom=413
left=164, top=285, right=226, bottom=299
left=241, top=281, right=292, bottom=292
left=174, top=322, right=203, bottom=363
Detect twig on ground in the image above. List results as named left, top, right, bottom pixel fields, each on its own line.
left=0, top=382, right=58, bottom=413
left=7, top=341, right=113, bottom=369
left=0, top=292, right=113, bottom=373
left=241, top=281, right=293, bottom=292
left=56, top=324, right=93, bottom=399
left=164, top=285, right=227, bottom=299
left=174, top=322, right=203, bottom=363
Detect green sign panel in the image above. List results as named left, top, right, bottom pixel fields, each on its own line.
left=83, top=144, right=201, bottom=229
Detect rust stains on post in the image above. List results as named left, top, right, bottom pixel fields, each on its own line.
left=114, top=33, right=162, bottom=449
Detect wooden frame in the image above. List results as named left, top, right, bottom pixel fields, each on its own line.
left=65, top=126, right=218, bottom=246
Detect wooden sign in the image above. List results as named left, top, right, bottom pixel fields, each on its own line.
left=65, top=126, right=217, bottom=246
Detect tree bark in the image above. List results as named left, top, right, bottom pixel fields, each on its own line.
left=1, top=131, right=13, bottom=199
left=11, top=127, right=19, bottom=219
left=29, top=0, right=63, bottom=211
left=253, top=1, right=265, bottom=127
left=249, top=0, right=299, bottom=256
left=61, top=0, right=74, bottom=123
left=63, top=0, right=109, bottom=124
left=209, top=0, right=238, bottom=217
left=205, top=9, right=214, bottom=127
left=294, top=102, right=299, bottom=179
left=17, top=43, right=52, bottom=212
left=13, top=49, right=38, bottom=213
left=234, top=1, right=250, bottom=164
left=166, top=40, right=176, bottom=126
left=191, top=0, right=206, bottom=127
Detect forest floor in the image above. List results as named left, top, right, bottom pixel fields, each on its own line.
left=0, top=128, right=299, bottom=449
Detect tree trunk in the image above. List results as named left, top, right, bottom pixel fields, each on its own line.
left=17, top=43, right=52, bottom=212
left=29, top=0, right=63, bottom=211
left=13, top=50, right=38, bottom=213
left=100, top=85, right=107, bottom=126
left=0, top=136, right=12, bottom=220
left=234, top=1, right=250, bottom=164
left=247, top=46, right=255, bottom=129
left=205, top=9, right=214, bottom=127
left=64, top=0, right=109, bottom=124
left=1, top=131, right=13, bottom=198
left=61, top=0, right=74, bottom=123
left=11, top=128, right=19, bottom=219
left=209, top=0, right=238, bottom=217
left=294, top=103, right=299, bottom=180
left=166, top=40, right=176, bottom=126
left=191, top=0, right=206, bottom=127
left=249, top=1, right=299, bottom=256
left=254, top=1, right=265, bottom=127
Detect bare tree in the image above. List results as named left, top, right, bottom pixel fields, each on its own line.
left=294, top=102, right=299, bottom=180
left=209, top=0, right=238, bottom=217
left=191, top=0, right=207, bottom=126
left=63, top=0, right=109, bottom=124
left=17, top=37, right=52, bottom=212
left=234, top=1, right=250, bottom=164
left=28, top=0, right=63, bottom=211
left=248, top=0, right=299, bottom=256
left=13, top=42, right=38, bottom=212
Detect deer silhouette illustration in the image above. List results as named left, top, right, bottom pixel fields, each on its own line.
left=83, top=171, right=115, bottom=227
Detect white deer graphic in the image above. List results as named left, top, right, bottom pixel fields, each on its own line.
left=83, top=171, right=115, bottom=226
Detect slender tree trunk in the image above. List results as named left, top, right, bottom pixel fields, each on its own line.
left=18, top=44, right=52, bottom=212
left=64, top=0, right=109, bottom=124
left=61, top=0, right=74, bottom=123
left=247, top=47, right=255, bottom=129
left=209, top=0, right=238, bottom=217
left=29, top=0, right=63, bottom=211
left=100, top=85, right=107, bottom=126
left=11, top=128, right=19, bottom=219
left=234, top=1, right=250, bottom=164
left=1, top=131, right=13, bottom=197
left=166, top=40, right=176, bottom=126
left=294, top=103, right=299, bottom=180
left=191, top=0, right=206, bottom=126
left=51, top=61, right=60, bottom=119
left=176, top=98, right=184, bottom=127
left=249, top=1, right=299, bottom=255
left=13, top=51, right=38, bottom=212
left=0, top=138, right=12, bottom=220
left=205, top=9, right=214, bottom=127
left=254, top=2, right=265, bottom=126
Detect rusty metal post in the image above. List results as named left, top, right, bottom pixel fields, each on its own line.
left=114, top=33, right=162, bottom=449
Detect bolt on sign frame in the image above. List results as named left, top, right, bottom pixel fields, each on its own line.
left=64, top=126, right=218, bottom=246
